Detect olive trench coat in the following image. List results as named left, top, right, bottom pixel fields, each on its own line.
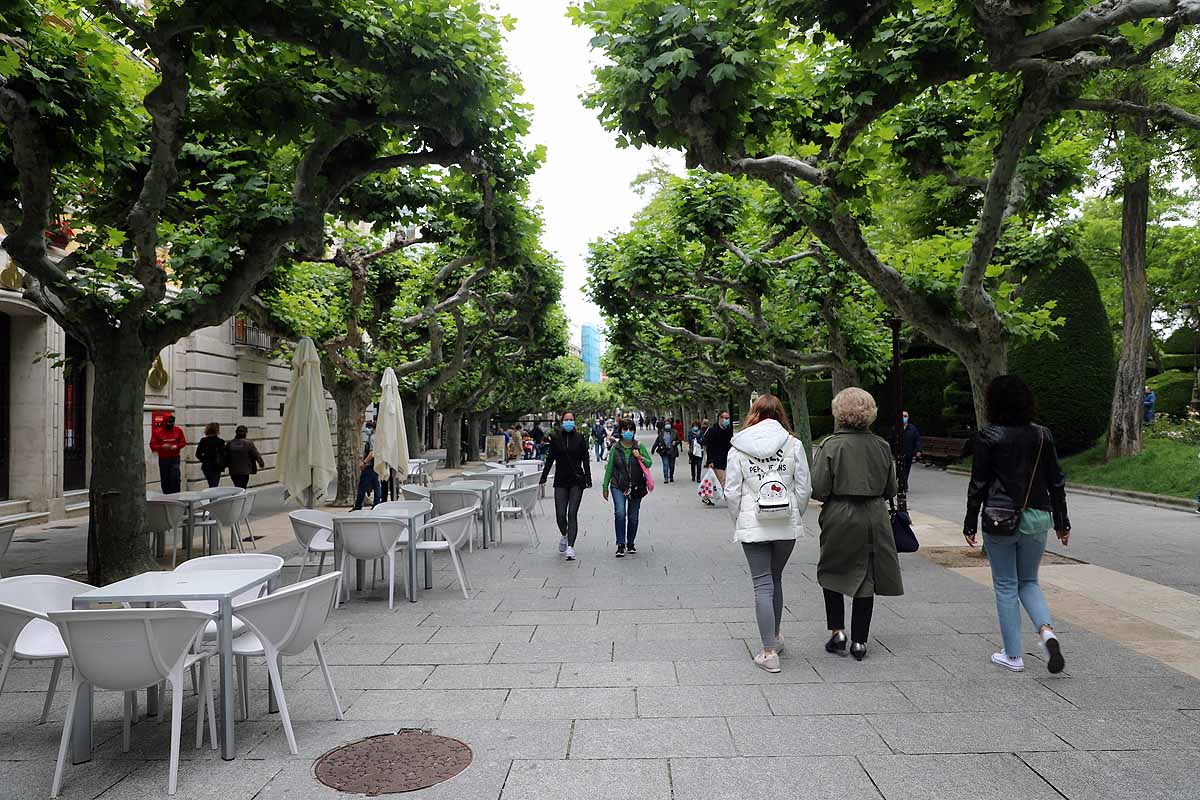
left=811, top=429, right=904, bottom=598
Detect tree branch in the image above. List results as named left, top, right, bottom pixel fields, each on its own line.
left=1069, top=97, right=1200, bottom=129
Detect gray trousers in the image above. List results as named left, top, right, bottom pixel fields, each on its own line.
left=741, top=539, right=796, bottom=650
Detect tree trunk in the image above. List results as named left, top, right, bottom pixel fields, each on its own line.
left=831, top=363, right=860, bottom=394
left=783, top=374, right=813, bottom=460
left=90, top=342, right=159, bottom=583
left=444, top=410, right=464, bottom=468
left=467, top=413, right=483, bottom=462
left=962, top=343, right=1008, bottom=430
left=402, top=394, right=421, bottom=457
left=1106, top=91, right=1152, bottom=461
left=332, top=381, right=372, bottom=506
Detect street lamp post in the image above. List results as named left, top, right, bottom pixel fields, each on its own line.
left=889, top=317, right=907, bottom=513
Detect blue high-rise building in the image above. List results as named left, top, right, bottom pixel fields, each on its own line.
left=581, top=325, right=602, bottom=383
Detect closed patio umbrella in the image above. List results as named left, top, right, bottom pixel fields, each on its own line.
left=278, top=337, right=336, bottom=507
left=374, top=367, right=409, bottom=487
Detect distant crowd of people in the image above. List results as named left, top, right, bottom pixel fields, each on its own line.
left=149, top=415, right=266, bottom=494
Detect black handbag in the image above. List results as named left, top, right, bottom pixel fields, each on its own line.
left=889, top=499, right=919, bottom=553
left=981, top=428, right=1043, bottom=536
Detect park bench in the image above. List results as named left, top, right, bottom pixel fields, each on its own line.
left=919, top=436, right=971, bottom=469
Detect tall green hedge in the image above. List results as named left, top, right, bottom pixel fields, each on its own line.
left=1164, top=327, right=1200, bottom=355
left=806, top=379, right=834, bottom=415
left=1148, top=370, right=1197, bottom=416
left=1008, top=254, right=1115, bottom=454
left=869, top=356, right=952, bottom=437
left=941, top=360, right=976, bottom=438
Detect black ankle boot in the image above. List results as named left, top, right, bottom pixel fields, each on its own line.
left=825, top=632, right=847, bottom=655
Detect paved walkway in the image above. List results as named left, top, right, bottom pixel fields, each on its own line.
left=3, top=462, right=1200, bottom=799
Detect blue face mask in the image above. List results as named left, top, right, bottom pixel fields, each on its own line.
left=692, top=426, right=700, bottom=432
left=561, top=420, right=575, bottom=432
left=719, top=418, right=730, bottom=429
left=621, top=430, right=634, bottom=442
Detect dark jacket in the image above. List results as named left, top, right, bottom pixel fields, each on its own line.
left=901, top=423, right=921, bottom=457
left=704, top=423, right=734, bottom=470
left=602, top=441, right=652, bottom=497
left=541, top=429, right=592, bottom=489
left=226, top=437, right=265, bottom=477
left=964, top=423, right=1070, bottom=535
left=651, top=427, right=680, bottom=459
left=195, top=435, right=226, bottom=472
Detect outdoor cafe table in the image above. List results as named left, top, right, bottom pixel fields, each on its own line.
left=147, top=490, right=211, bottom=560
left=444, top=481, right=495, bottom=550
left=341, top=500, right=433, bottom=603
left=70, top=566, right=282, bottom=763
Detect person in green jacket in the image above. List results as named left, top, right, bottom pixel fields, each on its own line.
left=602, top=418, right=653, bottom=557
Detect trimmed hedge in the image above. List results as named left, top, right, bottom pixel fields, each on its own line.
left=1164, top=327, right=1200, bottom=355
left=942, top=360, right=976, bottom=438
left=810, top=414, right=835, bottom=440
left=869, top=356, right=952, bottom=437
left=1008, top=254, right=1115, bottom=455
left=806, top=379, right=834, bottom=415
left=1148, top=370, right=1196, bottom=417
left=1160, top=354, right=1197, bottom=373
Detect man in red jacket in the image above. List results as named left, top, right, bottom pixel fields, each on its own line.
left=150, top=414, right=187, bottom=494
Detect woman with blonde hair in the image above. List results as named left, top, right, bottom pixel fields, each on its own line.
left=811, top=388, right=902, bottom=661
left=724, top=394, right=811, bottom=673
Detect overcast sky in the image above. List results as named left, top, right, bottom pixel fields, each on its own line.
left=492, top=0, right=684, bottom=347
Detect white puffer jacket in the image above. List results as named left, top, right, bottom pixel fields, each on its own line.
left=724, top=419, right=812, bottom=543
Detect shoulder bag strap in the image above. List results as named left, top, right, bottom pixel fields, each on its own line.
left=1021, top=427, right=1045, bottom=510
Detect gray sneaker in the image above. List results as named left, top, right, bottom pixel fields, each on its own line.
left=565, top=546, right=576, bottom=561
left=558, top=536, right=568, bottom=553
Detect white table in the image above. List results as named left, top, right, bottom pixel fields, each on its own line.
left=364, top=500, right=434, bottom=601
left=70, top=567, right=281, bottom=762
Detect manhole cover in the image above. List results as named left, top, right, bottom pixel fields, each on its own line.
left=314, top=730, right=472, bottom=795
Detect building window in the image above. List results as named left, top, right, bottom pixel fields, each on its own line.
left=231, top=316, right=273, bottom=349
left=242, top=382, right=263, bottom=418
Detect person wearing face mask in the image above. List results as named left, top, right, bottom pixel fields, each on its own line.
left=602, top=419, right=652, bottom=557
left=540, top=412, right=592, bottom=561
left=651, top=420, right=680, bottom=483
left=704, top=411, right=734, bottom=491
left=150, top=414, right=187, bottom=494
left=900, top=410, right=922, bottom=490
left=687, top=419, right=705, bottom=482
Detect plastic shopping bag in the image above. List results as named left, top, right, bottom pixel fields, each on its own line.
left=698, top=468, right=724, bottom=505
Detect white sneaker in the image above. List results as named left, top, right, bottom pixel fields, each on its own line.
left=991, top=651, right=1025, bottom=671
left=754, top=651, right=781, bottom=673
left=565, top=546, right=576, bottom=561
left=558, top=536, right=568, bottom=553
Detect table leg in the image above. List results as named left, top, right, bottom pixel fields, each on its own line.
left=480, top=488, right=490, bottom=550
left=424, top=516, right=432, bottom=590
left=218, top=599, right=236, bottom=760
left=355, top=558, right=365, bottom=593
left=70, top=682, right=93, bottom=765
left=407, top=515, right=418, bottom=603
left=185, top=504, right=195, bottom=560
left=266, top=573, right=279, bottom=714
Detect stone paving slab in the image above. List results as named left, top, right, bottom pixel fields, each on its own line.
left=670, top=756, right=882, bottom=800
left=500, top=759, right=671, bottom=800
left=860, top=753, right=1064, bottom=800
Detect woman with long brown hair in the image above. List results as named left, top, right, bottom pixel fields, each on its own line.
left=724, top=394, right=812, bottom=673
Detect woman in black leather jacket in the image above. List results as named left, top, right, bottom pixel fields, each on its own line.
left=540, top=412, right=592, bottom=561
left=964, top=375, right=1071, bottom=675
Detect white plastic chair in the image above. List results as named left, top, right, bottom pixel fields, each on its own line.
left=0, top=575, right=90, bottom=724
left=289, top=510, right=335, bottom=583
left=48, top=608, right=216, bottom=797
left=414, top=507, right=476, bottom=600
left=332, top=515, right=407, bottom=609
left=201, top=494, right=247, bottom=555
left=231, top=572, right=342, bottom=753
left=499, top=485, right=542, bottom=547
left=400, top=485, right=431, bottom=502
left=0, top=524, right=16, bottom=577
left=238, top=491, right=258, bottom=550
left=174, top=554, right=283, bottom=641
left=430, top=487, right=484, bottom=552
left=146, top=500, right=188, bottom=568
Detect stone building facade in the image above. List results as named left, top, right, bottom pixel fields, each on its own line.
left=0, top=248, right=334, bottom=526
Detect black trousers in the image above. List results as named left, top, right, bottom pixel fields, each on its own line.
left=201, top=466, right=223, bottom=488
left=823, top=588, right=875, bottom=644
left=554, top=485, right=585, bottom=546
left=231, top=473, right=250, bottom=489
left=159, top=458, right=181, bottom=494
left=689, top=454, right=702, bottom=481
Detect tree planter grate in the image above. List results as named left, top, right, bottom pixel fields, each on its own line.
left=313, top=730, right=472, bottom=795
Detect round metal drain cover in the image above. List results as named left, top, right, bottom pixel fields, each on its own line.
left=314, top=730, right=472, bottom=795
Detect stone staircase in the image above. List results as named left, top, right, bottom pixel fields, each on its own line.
left=0, top=498, right=48, bottom=528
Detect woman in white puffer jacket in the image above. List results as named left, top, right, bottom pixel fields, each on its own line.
left=724, top=394, right=812, bottom=673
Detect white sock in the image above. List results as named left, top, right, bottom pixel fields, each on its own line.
left=1042, top=629, right=1057, bottom=643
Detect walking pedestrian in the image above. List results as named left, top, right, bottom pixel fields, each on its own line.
left=602, top=419, right=652, bottom=557
left=353, top=420, right=381, bottom=510
left=900, top=410, right=922, bottom=489
left=1143, top=385, right=1157, bottom=425
left=964, top=375, right=1071, bottom=674
left=150, top=414, right=187, bottom=494
left=651, top=420, right=680, bottom=483
left=672, top=418, right=685, bottom=447
left=704, top=410, right=734, bottom=490
left=195, top=422, right=227, bottom=488
left=540, top=412, right=592, bottom=561
left=812, top=388, right=903, bottom=662
left=724, top=394, right=811, bottom=673
left=225, top=425, right=265, bottom=490
left=592, top=418, right=607, bottom=462
left=687, top=419, right=705, bottom=482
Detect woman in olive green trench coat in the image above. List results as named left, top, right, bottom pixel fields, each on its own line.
left=811, top=388, right=903, bottom=660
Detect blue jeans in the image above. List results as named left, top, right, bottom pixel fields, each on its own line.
left=354, top=466, right=381, bottom=510
left=612, top=489, right=642, bottom=546
left=661, top=455, right=675, bottom=481
left=983, top=531, right=1053, bottom=657
left=595, top=440, right=605, bottom=461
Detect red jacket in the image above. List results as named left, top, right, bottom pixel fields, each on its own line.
left=150, top=425, right=187, bottom=460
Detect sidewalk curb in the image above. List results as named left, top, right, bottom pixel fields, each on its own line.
left=945, top=465, right=1198, bottom=513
